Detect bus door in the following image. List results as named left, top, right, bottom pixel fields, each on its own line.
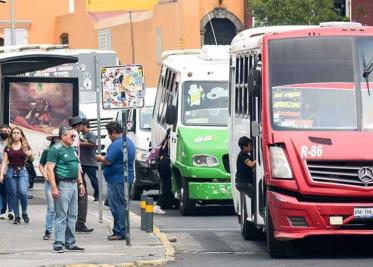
left=249, top=54, right=265, bottom=226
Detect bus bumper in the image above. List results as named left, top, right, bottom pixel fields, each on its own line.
left=268, top=191, right=373, bottom=240
left=188, top=182, right=232, bottom=200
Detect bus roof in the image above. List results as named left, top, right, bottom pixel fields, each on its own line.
left=230, top=25, right=317, bottom=53
left=230, top=22, right=373, bottom=53
left=161, top=45, right=229, bottom=80
left=0, top=44, right=116, bottom=55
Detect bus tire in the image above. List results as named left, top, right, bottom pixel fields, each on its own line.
left=130, top=185, right=143, bottom=200
left=179, top=178, right=196, bottom=216
left=266, top=205, right=289, bottom=258
left=241, top=195, right=262, bottom=240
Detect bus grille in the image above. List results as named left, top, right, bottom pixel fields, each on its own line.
left=307, top=161, right=373, bottom=187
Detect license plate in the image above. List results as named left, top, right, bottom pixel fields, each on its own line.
left=354, top=208, right=373, bottom=218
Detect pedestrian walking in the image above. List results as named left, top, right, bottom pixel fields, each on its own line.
left=80, top=119, right=99, bottom=201
left=96, top=121, right=135, bottom=241
left=39, top=131, right=59, bottom=240
left=68, top=116, right=93, bottom=233
left=46, top=126, right=85, bottom=253
left=0, top=127, right=33, bottom=224
left=0, top=124, right=14, bottom=220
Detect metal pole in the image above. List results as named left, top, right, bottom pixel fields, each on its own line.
left=10, top=0, right=15, bottom=45
left=95, top=55, right=103, bottom=223
left=122, top=111, right=130, bottom=246
left=129, top=10, right=135, bottom=64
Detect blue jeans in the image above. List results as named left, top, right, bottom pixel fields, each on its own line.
left=82, top=165, right=99, bottom=198
left=44, top=181, right=55, bottom=232
left=53, top=181, right=78, bottom=249
left=6, top=167, right=28, bottom=218
left=0, top=176, right=13, bottom=214
left=107, top=182, right=128, bottom=237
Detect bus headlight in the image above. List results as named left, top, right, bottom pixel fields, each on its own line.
left=192, top=155, right=219, bottom=167
left=269, top=146, right=293, bottom=179
left=136, top=149, right=149, bottom=162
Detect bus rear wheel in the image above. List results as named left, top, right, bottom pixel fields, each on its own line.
left=179, top=178, right=196, bottom=216
left=265, top=205, right=289, bottom=258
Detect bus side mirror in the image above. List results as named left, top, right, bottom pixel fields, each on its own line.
left=165, top=105, right=177, bottom=125
left=248, top=69, right=261, bottom=97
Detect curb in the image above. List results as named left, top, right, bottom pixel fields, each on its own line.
left=65, top=198, right=175, bottom=267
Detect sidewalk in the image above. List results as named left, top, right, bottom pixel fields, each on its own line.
left=0, top=183, right=169, bottom=267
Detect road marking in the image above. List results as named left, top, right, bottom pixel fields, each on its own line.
left=161, top=228, right=240, bottom=232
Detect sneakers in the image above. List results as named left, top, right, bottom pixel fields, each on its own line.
left=43, top=230, right=52, bottom=240
left=13, top=217, right=21, bottom=224
left=8, top=212, right=14, bottom=220
left=153, top=205, right=166, bottom=215
left=22, top=213, right=30, bottom=223
left=64, top=245, right=85, bottom=252
left=0, top=213, right=6, bottom=219
left=53, top=246, right=64, bottom=253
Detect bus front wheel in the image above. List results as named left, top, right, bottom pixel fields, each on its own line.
left=265, top=205, right=290, bottom=258
left=179, top=178, right=196, bottom=216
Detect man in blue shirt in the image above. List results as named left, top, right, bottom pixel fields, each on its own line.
left=96, top=121, right=135, bottom=241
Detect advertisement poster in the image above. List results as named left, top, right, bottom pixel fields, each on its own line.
left=4, top=77, right=79, bottom=172
left=101, top=65, right=144, bottom=109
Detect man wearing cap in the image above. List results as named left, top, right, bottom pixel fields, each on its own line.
left=68, top=116, right=93, bottom=233
left=47, top=126, right=86, bottom=253
left=39, top=129, right=59, bottom=240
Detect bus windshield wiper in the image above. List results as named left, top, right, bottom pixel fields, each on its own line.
left=362, top=55, right=373, bottom=96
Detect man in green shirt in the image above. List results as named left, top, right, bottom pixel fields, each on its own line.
left=46, top=126, right=85, bottom=253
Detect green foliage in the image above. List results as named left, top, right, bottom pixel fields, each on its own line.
left=248, top=0, right=344, bottom=26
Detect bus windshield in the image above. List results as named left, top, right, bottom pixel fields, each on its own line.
left=269, top=36, right=358, bottom=130
left=182, top=81, right=228, bottom=126
left=140, top=106, right=153, bottom=130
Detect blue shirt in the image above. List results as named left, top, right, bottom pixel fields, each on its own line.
left=103, top=136, right=135, bottom=184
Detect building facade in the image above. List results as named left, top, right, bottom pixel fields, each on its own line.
left=0, top=0, right=370, bottom=86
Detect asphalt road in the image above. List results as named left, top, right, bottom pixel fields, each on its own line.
left=84, top=182, right=373, bottom=267
left=129, top=191, right=373, bottom=267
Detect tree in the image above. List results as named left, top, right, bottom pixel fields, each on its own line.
left=248, top=0, right=344, bottom=27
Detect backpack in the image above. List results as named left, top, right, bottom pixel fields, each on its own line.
left=145, top=145, right=161, bottom=169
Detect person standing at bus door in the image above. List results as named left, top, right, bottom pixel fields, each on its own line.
left=80, top=119, right=99, bottom=201
left=39, top=132, right=59, bottom=240
left=0, top=127, right=33, bottom=224
left=0, top=124, right=14, bottom=220
left=96, top=121, right=135, bottom=241
left=154, top=128, right=174, bottom=214
left=235, top=136, right=256, bottom=198
left=47, top=126, right=85, bottom=253
left=68, top=116, right=94, bottom=233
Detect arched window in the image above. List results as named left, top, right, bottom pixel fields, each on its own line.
left=60, top=33, right=69, bottom=45
left=200, top=8, right=243, bottom=46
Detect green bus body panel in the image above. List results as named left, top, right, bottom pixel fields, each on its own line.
left=172, top=127, right=232, bottom=201
left=188, top=182, right=232, bottom=200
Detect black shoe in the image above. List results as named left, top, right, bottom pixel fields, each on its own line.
left=43, top=230, right=52, bottom=240
left=108, top=234, right=126, bottom=241
left=13, top=217, right=21, bottom=224
left=8, top=212, right=14, bottom=220
left=64, top=245, right=85, bottom=252
left=93, top=197, right=99, bottom=201
left=22, top=214, right=29, bottom=223
left=76, top=225, right=94, bottom=233
left=27, top=195, right=34, bottom=199
left=53, top=246, right=64, bottom=253
left=104, top=199, right=109, bottom=207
